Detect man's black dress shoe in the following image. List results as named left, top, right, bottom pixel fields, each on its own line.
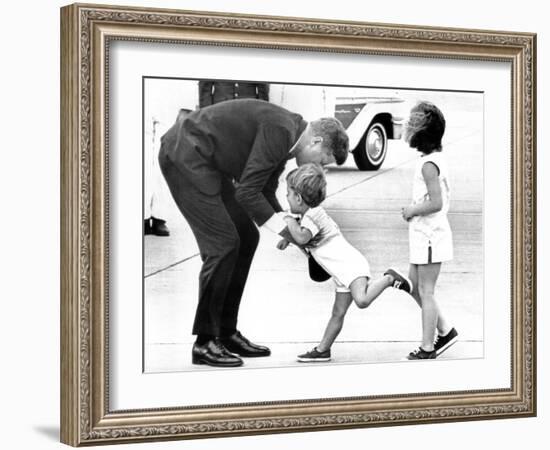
left=151, top=217, right=170, bottom=236
left=192, top=338, right=243, bottom=367
left=144, top=218, right=153, bottom=235
left=220, top=331, right=271, bottom=357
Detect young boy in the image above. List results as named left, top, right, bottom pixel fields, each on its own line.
left=277, top=163, right=412, bottom=362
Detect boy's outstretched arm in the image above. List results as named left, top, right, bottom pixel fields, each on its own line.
left=282, top=216, right=313, bottom=246
left=278, top=227, right=307, bottom=247
left=262, top=212, right=307, bottom=247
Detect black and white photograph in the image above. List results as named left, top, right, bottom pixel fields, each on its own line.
left=52, top=1, right=538, bottom=447
left=1, top=0, right=546, bottom=447
left=142, top=79, right=483, bottom=373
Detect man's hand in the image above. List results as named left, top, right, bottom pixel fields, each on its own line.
left=401, top=205, right=415, bottom=222
left=276, top=238, right=290, bottom=250
left=279, top=226, right=303, bottom=248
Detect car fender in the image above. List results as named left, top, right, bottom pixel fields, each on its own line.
left=345, top=100, right=406, bottom=150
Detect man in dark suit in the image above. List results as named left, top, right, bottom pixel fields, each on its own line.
left=158, top=98, right=349, bottom=367
left=198, top=80, right=269, bottom=107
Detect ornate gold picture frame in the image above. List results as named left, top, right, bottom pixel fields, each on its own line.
left=60, top=3, right=536, bottom=446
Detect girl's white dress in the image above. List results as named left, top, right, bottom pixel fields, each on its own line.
left=409, top=152, right=453, bottom=264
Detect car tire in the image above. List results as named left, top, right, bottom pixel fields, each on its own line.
left=352, top=122, right=388, bottom=171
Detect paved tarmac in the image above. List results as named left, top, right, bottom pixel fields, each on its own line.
left=143, top=91, right=484, bottom=373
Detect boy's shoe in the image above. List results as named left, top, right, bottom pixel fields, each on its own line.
left=406, top=346, right=436, bottom=360
left=434, top=327, right=458, bottom=356
left=384, top=268, right=413, bottom=294
left=297, top=347, right=331, bottom=362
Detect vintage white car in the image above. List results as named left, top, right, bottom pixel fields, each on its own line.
left=334, top=94, right=406, bottom=170
left=271, top=85, right=406, bottom=171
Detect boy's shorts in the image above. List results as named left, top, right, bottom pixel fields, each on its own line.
left=310, top=235, right=371, bottom=293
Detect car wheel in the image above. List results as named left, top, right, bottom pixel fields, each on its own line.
left=352, top=122, right=388, bottom=171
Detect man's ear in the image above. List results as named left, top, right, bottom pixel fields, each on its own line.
left=296, top=193, right=304, bottom=204
left=311, top=136, right=324, bottom=145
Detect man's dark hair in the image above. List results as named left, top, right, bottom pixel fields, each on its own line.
left=310, top=117, right=349, bottom=165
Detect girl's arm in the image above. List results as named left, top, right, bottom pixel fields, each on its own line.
left=283, top=216, right=313, bottom=245
left=403, top=162, right=443, bottom=220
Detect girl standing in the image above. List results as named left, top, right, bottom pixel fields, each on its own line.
left=402, top=101, right=458, bottom=360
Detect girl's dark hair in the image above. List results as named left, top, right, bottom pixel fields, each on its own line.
left=405, top=101, right=446, bottom=154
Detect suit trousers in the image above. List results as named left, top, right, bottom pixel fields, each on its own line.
left=158, top=147, right=260, bottom=337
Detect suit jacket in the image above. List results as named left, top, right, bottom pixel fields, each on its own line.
left=198, top=81, right=269, bottom=107
left=161, top=99, right=307, bottom=226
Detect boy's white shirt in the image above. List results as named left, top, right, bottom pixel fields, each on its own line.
left=261, top=208, right=324, bottom=237
left=299, top=208, right=321, bottom=238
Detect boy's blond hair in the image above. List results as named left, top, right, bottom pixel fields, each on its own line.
left=286, top=163, right=327, bottom=207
